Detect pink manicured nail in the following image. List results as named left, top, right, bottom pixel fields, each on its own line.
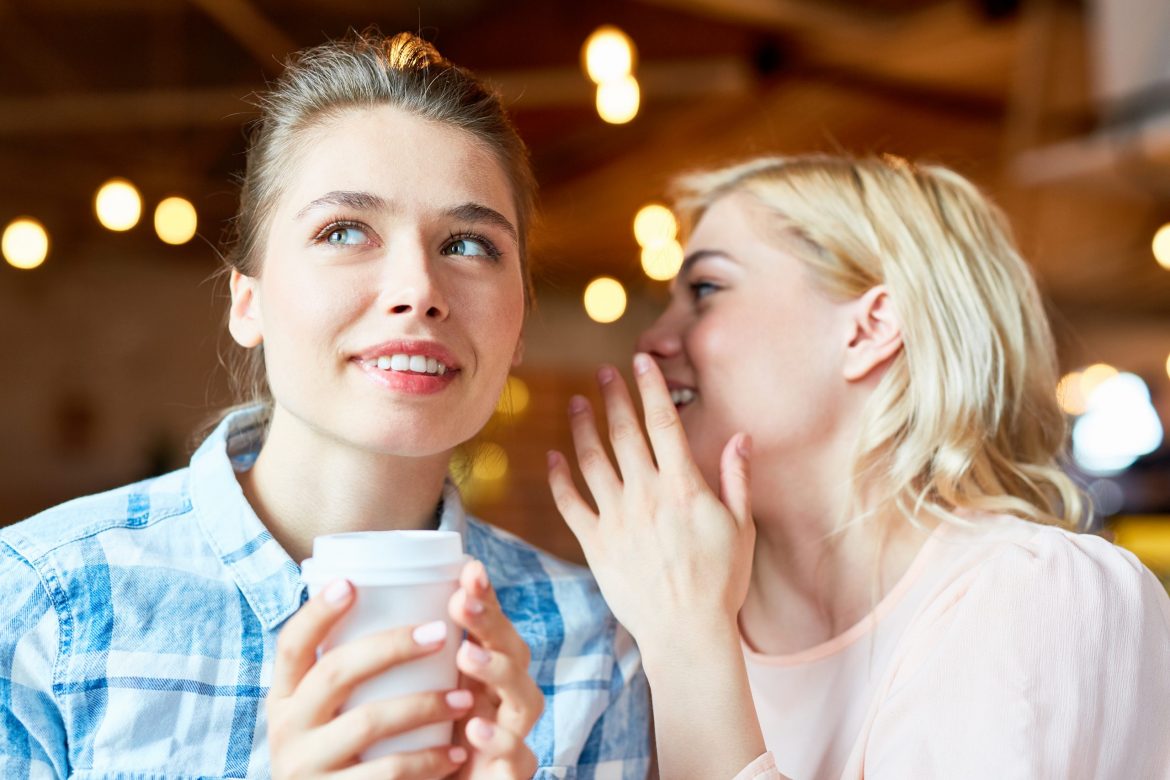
left=449, top=746, right=468, bottom=763
left=446, top=689, right=474, bottom=709
left=412, top=620, right=447, bottom=646
left=462, top=640, right=491, bottom=666
left=470, top=717, right=495, bottom=740
left=569, top=395, right=589, bottom=414
left=464, top=594, right=485, bottom=615
left=323, top=579, right=352, bottom=606
left=737, top=433, right=752, bottom=458
left=597, top=365, right=616, bottom=385
left=633, top=353, right=653, bottom=375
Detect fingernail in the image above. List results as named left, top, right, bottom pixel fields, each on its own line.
left=470, top=717, right=495, bottom=740
left=473, top=561, right=490, bottom=591
left=597, top=365, right=616, bottom=385
left=633, top=353, right=653, bottom=375
left=546, top=450, right=562, bottom=469
left=449, top=746, right=468, bottom=763
left=462, top=640, right=491, bottom=666
left=412, top=620, right=447, bottom=646
left=464, top=594, right=485, bottom=615
left=737, top=433, right=752, bottom=458
left=323, top=579, right=352, bottom=606
left=446, top=689, right=474, bottom=709
left=569, top=395, right=588, bottom=414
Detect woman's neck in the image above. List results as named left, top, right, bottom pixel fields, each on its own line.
left=237, top=406, right=452, bottom=564
left=738, top=448, right=932, bottom=656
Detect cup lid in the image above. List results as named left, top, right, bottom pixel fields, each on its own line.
left=301, top=530, right=464, bottom=583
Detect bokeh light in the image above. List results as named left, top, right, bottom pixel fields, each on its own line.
left=1080, top=362, right=1119, bottom=401
left=2, top=218, right=49, bottom=270
left=596, top=75, right=640, bottom=124
left=496, top=376, right=531, bottom=417
left=583, top=276, right=628, bottom=323
left=641, top=240, right=684, bottom=281
left=471, top=442, right=509, bottom=481
left=95, top=178, right=142, bottom=232
left=1056, top=371, right=1086, bottom=416
left=583, top=26, right=635, bottom=84
left=154, top=196, right=198, bottom=245
left=1153, top=223, right=1170, bottom=270
left=1072, top=372, right=1163, bottom=474
left=633, top=203, right=678, bottom=249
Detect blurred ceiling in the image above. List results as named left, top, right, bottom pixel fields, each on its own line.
left=2, top=0, right=1169, bottom=325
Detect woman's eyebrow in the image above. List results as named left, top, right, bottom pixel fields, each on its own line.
left=294, top=190, right=387, bottom=219
left=445, top=202, right=518, bottom=244
left=678, top=249, right=732, bottom=277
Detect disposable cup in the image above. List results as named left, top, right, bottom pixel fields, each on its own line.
left=301, top=530, right=464, bottom=759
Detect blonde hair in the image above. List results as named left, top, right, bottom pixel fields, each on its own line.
left=220, top=30, right=536, bottom=413
left=672, top=154, right=1084, bottom=530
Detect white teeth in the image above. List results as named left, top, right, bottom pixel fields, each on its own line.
left=670, top=388, right=696, bottom=406
left=369, top=353, right=450, bottom=376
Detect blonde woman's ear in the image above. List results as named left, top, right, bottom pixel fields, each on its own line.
left=511, top=337, right=525, bottom=368
left=227, top=269, right=264, bottom=348
left=842, top=285, right=902, bottom=382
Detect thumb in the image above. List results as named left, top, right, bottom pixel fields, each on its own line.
left=719, top=433, right=753, bottom=526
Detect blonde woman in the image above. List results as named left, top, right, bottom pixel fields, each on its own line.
left=548, top=154, right=1170, bottom=778
left=0, top=32, right=650, bottom=779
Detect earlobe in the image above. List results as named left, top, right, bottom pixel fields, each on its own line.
left=227, top=269, right=264, bottom=348
left=842, top=285, right=902, bottom=382
left=511, top=337, right=525, bottom=368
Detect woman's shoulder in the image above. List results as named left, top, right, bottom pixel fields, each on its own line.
left=919, top=511, right=1170, bottom=649
left=1, top=468, right=192, bottom=568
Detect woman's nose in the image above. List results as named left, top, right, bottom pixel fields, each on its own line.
left=379, top=245, right=449, bottom=320
left=636, top=307, right=683, bottom=359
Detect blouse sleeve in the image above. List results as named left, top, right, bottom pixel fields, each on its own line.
left=0, top=541, right=68, bottom=779
left=864, top=530, right=1170, bottom=779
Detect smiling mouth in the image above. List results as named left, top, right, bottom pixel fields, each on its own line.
left=360, top=353, right=452, bottom=376
left=669, top=387, right=697, bottom=409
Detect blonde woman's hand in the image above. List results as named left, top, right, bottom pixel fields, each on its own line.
left=266, top=580, right=472, bottom=780
left=446, top=560, right=542, bottom=779
left=547, top=353, right=756, bottom=649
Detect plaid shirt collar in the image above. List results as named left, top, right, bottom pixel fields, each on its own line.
left=189, top=406, right=469, bottom=631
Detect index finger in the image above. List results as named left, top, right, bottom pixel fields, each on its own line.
left=270, top=579, right=354, bottom=699
left=632, top=352, right=702, bottom=477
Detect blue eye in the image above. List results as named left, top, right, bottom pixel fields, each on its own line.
left=689, top=280, right=719, bottom=300
left=322, top=224, right=369, bottom=246
left=443, top=234, right=500, bottom=260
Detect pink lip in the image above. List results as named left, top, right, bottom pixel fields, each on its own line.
left=351, top=339, right=462, bottom=396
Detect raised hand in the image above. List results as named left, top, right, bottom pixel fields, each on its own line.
left=546, top=353, right=756, bottom=647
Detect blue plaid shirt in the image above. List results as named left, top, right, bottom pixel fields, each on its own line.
left=0, top=408, right=650, bottom=779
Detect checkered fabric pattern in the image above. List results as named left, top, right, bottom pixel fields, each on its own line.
left=0, top=408, right=651, bottom=779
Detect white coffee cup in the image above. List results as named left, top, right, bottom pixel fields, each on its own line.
left=301, top=530, right=465, bottom=759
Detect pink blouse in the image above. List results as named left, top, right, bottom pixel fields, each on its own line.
left=733, top=514, right=1170, bottom=779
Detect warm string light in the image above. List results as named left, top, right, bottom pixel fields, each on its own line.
left=583, top=26, right=639, bottom=124
left=1153, top=223, right=1170, bottom=270
left=633, top=203, right=683, bottom=280
left=154, top=196, right=198, bottom=245
left=583, top=276, right=628, bottom=323
left=95, top=178, right=142, bottom=231
left=2, top=218, right=50, bottom=270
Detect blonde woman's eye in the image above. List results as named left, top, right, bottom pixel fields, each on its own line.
left=443, top=234, right=500, bottom=260
left=323, top=225, right=369, bottom=246
left=690, top=280, right=719, bottom=300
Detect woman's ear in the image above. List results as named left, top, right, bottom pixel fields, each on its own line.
left=842, top=285, right=902, bottom=382
left=511, top=337, right=525, bottom=368
left=228, top=269, right=264, bottom=348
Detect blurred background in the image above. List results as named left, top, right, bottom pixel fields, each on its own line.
left=2, top=0, right=1169, bottom=581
